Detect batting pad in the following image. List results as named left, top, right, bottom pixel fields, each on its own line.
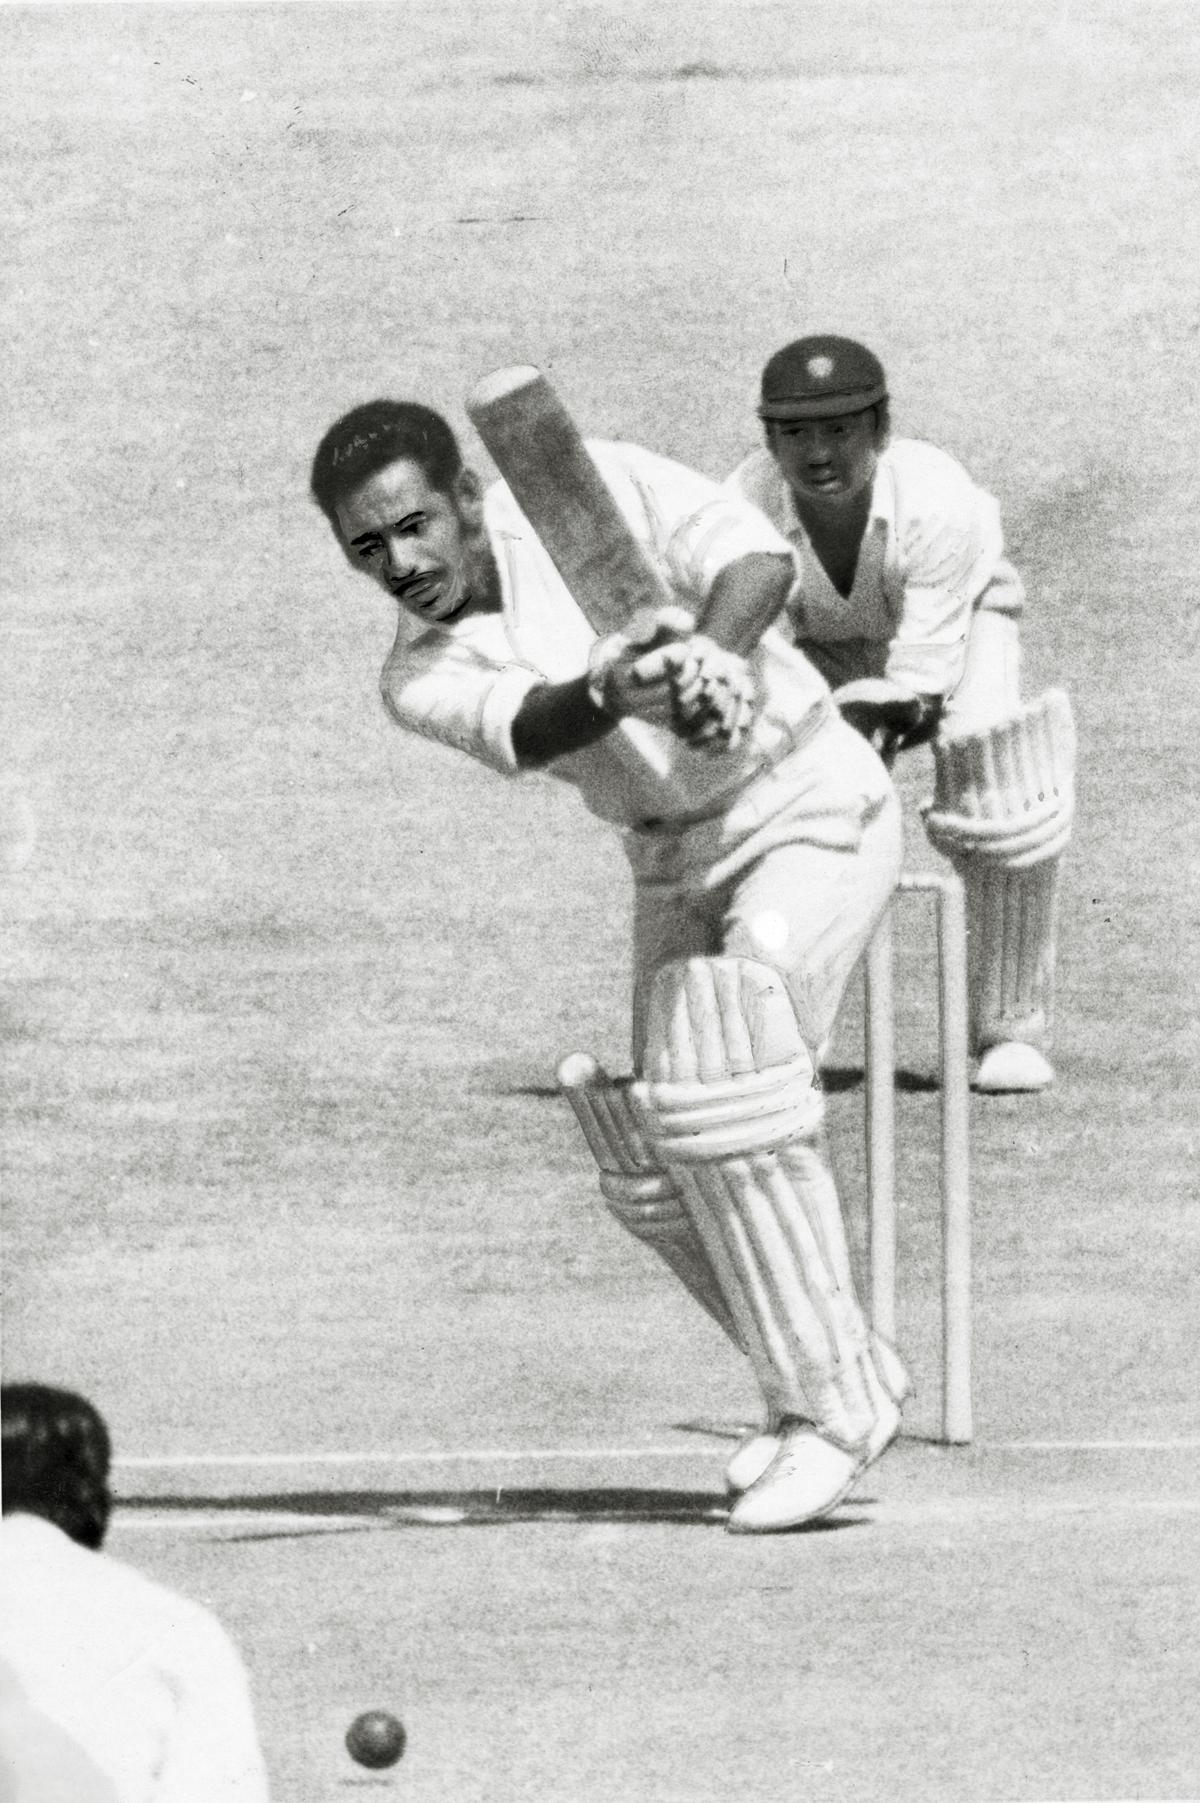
left=557, top=1053, right=744, bottom=1346
left=924, top=690, right=1075, bottom=1048
left=631, top=958, right=885, bottom=1450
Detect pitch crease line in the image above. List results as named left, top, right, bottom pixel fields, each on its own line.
left=114, top=1435, right=1200, bottom=1473
left=987, top=1437, right=1200, bottom=1451
left=116, top=1446, right=704, bottom=1470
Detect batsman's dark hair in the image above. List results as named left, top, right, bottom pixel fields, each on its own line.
left=310, top=400, right=465, bottom=537
left=1, top=1383, right=113, bottom=1550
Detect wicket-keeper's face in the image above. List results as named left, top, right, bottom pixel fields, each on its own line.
left=767, top=410, right=881, bottom=507
left=337, top=458, right=498, bottom=625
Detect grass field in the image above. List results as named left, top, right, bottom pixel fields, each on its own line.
left=3, top=3, right=1199, bottom=1799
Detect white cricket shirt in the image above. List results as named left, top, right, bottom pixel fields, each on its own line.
left=726, top=438, right=1009, bottom=697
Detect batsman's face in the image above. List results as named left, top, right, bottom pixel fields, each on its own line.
left=337, top=459, right=497, bottom=625
left=767, top=411, right=880, bottom=507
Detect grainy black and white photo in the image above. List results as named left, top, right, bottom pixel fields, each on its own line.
left=2, top=3, right=1197, bottom=1798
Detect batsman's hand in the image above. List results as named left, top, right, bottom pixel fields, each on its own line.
left=662, top=635, right=757, bottom=753
left=832, top=678, right=942, bottom=767
left=587, top=606, right=756, bottom=752
left=587, top=606, right=696, bottom=728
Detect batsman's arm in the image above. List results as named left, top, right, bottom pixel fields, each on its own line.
left=507, top=548, right=790, bottom=768
left=695, top=551, right=796, bottom=655
left=510, top=676, right=613, bottom=769
left=381, top=617, right=684, bottom=776
left=381, top=633, right=614, bottom=776
left=512, top=614, right=685, bottom=768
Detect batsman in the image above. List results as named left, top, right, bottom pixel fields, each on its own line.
left=310, top=370, right=908, bottom=1532
left=727, top=335, right=1076, bottom=1094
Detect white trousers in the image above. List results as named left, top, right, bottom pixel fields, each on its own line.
left=626, top=714, right=903, bottom=1062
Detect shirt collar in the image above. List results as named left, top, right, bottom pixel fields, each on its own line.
left=868, top=447, right=895, bottom=535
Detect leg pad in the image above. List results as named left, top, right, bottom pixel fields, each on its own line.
left=633, top=958, right=898, bottom=1451
left=557, top=1053, right=744, bottom=1345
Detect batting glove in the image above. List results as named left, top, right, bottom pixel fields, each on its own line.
left=586, top=605, right=697, bottom=726
left=664, top=637, right=758, bottom=752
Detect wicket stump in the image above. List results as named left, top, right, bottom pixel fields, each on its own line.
left=864, top=871, right=972, bottom=1443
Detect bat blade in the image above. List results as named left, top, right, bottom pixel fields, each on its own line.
left=465, top=364, right=672, bottom=635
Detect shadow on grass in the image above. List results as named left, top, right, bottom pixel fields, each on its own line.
left=117, top=1487, right=869, bottom=1538
left=821, top=1064, right=940, bottom=1095
left=486, top=1068, right=944, bottom=1099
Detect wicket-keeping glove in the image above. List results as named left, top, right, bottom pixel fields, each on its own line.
left=832, top=678, right=943, bottom=767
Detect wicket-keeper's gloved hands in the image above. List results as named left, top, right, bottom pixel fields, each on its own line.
left=832, top=678, right=943, bottom=767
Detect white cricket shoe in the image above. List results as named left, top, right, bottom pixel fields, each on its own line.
left=972, top=1040, right=1055, bottom=1093
left=725, top=1424, right=862, bottom=1534
left=725, top=1334, right=911, bottom=1495
left=724, top=1430, right=782, bottom=1496
left=726, top=1389, right=905, bottom=1535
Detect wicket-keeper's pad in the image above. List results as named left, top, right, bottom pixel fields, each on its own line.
left=923, top=689, right=1075, bottom=1046
left=557, top=1052, right=744, bottom=1349
left=923, top=689, right=1075, bottom=868
left=630, top=957, right=888, bottom=1452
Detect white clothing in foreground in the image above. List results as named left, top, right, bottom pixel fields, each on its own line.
left=0, top=1514, right=270, bottom=1803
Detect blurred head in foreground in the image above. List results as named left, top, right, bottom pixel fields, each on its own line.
left=1, top=1383, right=113, bottom=1550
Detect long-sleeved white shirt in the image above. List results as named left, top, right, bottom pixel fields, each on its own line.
left=380, top=440, right=834, bottom=828
left=0, top=1513, right=270, bottom=1803
left=726, top=438, right=1015, bottom=698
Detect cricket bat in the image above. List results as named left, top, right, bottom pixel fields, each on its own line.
left=465, top=365, right=675, bottom=635
left=466, top=364, right=703, bottom=802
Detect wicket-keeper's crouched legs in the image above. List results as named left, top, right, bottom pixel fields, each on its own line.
left=935, top=601, right=1076, bottom=1093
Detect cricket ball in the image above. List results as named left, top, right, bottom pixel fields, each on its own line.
left=345, top=1709, right=407, bottom=1769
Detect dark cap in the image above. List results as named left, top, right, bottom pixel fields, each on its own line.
left=758, top=335, right=888, bottom=422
